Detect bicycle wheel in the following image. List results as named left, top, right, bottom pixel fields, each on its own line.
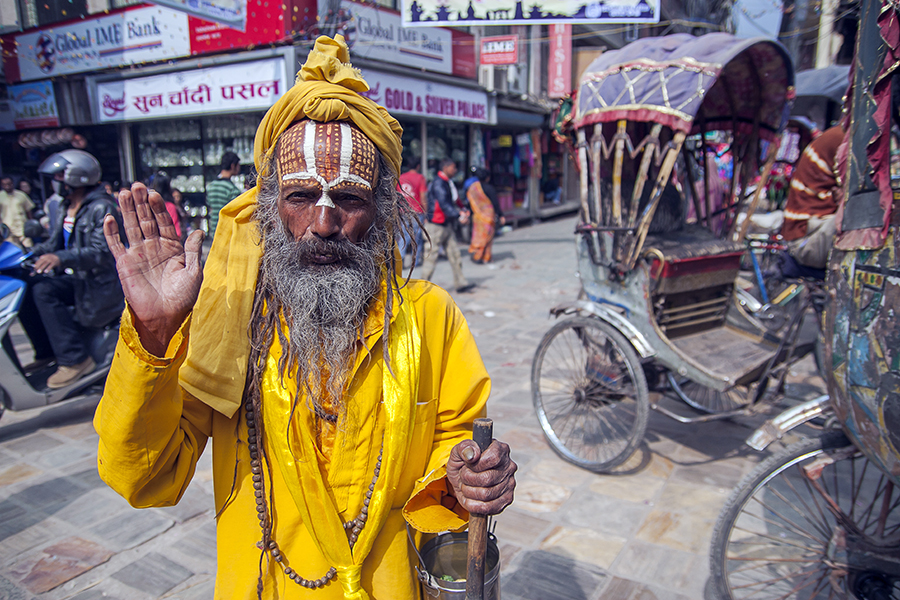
left=531, top=316, right=649, bottom=472
left=711, top=432, right=900, bottom=599
left=667, top=372, right=749, bottom=414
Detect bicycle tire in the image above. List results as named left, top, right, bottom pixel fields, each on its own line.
left=531, top=316, right=649, bottom=472
left=710, top=431, right=900, bottom=599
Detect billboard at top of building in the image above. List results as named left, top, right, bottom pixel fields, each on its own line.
left=149, top=0, right=246, bottom=32
left=3, top=1, right=290, bottom=83
left=13, top=6, right=191, bottom=82
left=401, top=0, right=659, bottom=26
left=336, top=0, right=476, bottom=78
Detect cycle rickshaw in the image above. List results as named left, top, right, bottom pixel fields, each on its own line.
left=531, top=33, right=809, bottom=472
left=709, top=0, right=900, bottom=596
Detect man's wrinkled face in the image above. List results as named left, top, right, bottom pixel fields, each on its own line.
left=1, top=178, right=13, bottom=193
left=276, top=120, right=378, bottom=263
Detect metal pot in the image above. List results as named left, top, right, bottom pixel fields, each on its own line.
left=416, top=531, right=501, bottom=600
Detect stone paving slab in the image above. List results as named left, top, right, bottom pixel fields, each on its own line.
left=0, top=214, right=828, bottom=599
left=9, top=537, right=113, bottom=595
left=111, top=552, right=193, bottom=597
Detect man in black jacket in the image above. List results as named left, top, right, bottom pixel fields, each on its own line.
left=421, top=159, right=474, bottom=293
left=30, top=150, right=124, bottom=388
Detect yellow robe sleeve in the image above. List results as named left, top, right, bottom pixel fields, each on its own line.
left=94, top=307, right=212, bottom=508
left=402, top=287, right=490, bottom=533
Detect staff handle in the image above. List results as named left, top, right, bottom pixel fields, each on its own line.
left=465, top=418, right=493, bottom=600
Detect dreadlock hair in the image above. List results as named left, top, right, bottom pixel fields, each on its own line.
left=241, top=128, right=420, bottom=594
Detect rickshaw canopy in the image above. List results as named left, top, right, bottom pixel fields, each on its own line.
left=794, top=65, right=850, bottom=104
left=574, top=33, right=794, bottom=141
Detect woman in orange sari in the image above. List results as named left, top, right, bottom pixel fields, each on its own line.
left=467, top=169, right=499, bottom=263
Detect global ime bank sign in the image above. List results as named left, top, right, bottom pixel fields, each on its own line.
left=359, top=69, right=490, bottom=124
left=12, top=6, right=190, bottom=82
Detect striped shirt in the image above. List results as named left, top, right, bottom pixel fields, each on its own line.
left=206, top=177, right=241, bottom=238
left=782, top=125, right=844, bottom=241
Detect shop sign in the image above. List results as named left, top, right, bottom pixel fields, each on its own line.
left=359, top=68, right=490, bottom=124
left=151, top=0, right=246, bottom=32
left=8, top=81, right=59, bottom=129
left=95, top=57, right=286, bottom=122
left=451, top=29, right=477, bottom=79
left=402, top=0, right=659, bottom=26
left=480, top=35, right=518, bottom=65
left=13, top=6, right=191, bottom=82
left=548, top=24, right=572, bottom=98
left=339, top=1, right=453, bottom=75
left=187, top=0, right=287, bottom=55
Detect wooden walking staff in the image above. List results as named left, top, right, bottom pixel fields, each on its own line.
left=466, top=418, right=493, bottom=600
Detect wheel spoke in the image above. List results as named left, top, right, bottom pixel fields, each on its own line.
left=712, top=436, right=876, bottom=600
left=532, top=318, right=648, bottom=472
left=747, top=490, right=830, bottom=546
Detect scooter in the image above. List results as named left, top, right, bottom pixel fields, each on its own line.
left=0, top=238, right=119, bottom=421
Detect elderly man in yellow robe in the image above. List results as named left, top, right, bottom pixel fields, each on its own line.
left=94, top=35, right=516, bottom=599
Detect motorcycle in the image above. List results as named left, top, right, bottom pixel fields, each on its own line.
left=0, top=235, right=119, bottom=421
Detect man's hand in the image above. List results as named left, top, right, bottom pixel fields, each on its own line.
left=103, top=183, right=204, bottom=356
left=446, top=439, right=516, bottom=515
left=459, top=209, right=471, bottom=226
left=32, top=253, right=60, bottom=274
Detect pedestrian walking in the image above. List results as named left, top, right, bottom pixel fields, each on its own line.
left=398, top=156, right=426, bottom=267
left=466, top=168, right=503, bottom=264
left=0, top=175, right=35, bottom=250
left=421, top=159, right=475, bottom=292
left=150, top=173, right=187, bottom=241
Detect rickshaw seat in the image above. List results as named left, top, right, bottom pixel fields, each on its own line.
left=644, top=225, right=745, bottom=295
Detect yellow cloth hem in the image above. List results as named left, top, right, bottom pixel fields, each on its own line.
left=402, top=466, right=469, bottom=534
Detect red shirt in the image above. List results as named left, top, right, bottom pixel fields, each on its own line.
left=398, top=170, right=427, bottom=213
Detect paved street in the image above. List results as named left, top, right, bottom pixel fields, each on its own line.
left=0, top=214, right=826, bottom=600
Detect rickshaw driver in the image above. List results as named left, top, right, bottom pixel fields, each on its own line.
left=781, top=124, right=845, bottom=270
left=94, top=35, right=516, bottom=599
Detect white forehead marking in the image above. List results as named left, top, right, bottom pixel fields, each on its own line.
left=282, top=121, right=372, bottom=209
left=304, top=121, right=317, bottom=178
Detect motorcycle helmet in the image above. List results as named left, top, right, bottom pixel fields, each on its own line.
left=38, top=150, right=101, bottom=197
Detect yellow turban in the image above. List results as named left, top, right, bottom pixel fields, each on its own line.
left=254, top=35, right=403, bottom=177
left=179, top=35, right=402, bottom=418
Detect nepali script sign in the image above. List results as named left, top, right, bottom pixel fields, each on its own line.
left=401, top=0, right=659, bottom=26
left=8, top=81, right=59, bottom=129
left=95, top=57, right=286, bottom=122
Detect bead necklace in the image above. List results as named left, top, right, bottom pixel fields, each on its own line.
left=245, top=400, right=383, bottom=589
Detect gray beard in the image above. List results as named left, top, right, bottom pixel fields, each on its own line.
left=259, top=215, right=386, bottom=416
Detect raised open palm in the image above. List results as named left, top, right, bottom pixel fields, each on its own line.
left=103, top=183, right=204, bottom=356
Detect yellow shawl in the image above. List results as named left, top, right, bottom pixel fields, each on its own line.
left=178, top=35, right=414, bottom=600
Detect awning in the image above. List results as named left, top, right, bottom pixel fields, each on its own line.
left=496, top=108, right=546, bottom=128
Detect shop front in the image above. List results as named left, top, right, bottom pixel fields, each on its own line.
left=88, top=48, right=294, bottom=211
left=486, top=106, right=580, bottom=224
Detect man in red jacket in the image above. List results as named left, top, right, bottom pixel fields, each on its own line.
left=398, top=156, right=426, bottom=266
left=421, top=159, right=474, bottom=292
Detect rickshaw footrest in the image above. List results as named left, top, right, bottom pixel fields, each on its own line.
left=650, top=401, right=751, bottom=424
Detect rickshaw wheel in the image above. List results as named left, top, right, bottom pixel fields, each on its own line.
left=666, top=373, right=748, bottom=414
left=531, top=316, right=649, bottom=472
left=711, top=432, right=900, bottom=600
